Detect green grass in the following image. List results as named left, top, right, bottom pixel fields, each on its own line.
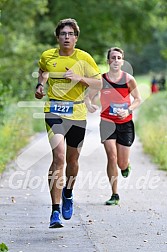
left=0, top=103, right=45, bottom=174
left=136, top=91, right=167, bottom=171
left=135, top=74, right=151, bottom=85
left=0, top=243, right=8, bottom=251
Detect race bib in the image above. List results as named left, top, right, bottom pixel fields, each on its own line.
left=109, top=103, right=128, bottom=116
left=50, top=100, right=74, bottom=116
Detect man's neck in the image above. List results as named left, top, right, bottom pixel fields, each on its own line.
left=59, top=48, right=75, bottom=56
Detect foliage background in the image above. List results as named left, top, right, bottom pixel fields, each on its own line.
left=1, top=0, right=167, bottom=111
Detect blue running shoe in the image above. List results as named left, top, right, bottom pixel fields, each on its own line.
left=62, top=188, right=73, bottom=220
left=49, top=211, right=64, bottom=228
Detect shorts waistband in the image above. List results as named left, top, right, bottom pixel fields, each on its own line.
left=49, top=99, right=84, bottom=104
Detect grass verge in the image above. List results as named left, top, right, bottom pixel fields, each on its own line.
left=0, top=103, right=45, bottom=174
left=136, top=91, right=167, bottom=171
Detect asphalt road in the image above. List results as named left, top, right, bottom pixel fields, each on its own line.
left=0, top=110, right=167, bottom=252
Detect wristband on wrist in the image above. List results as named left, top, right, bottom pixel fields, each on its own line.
left=128, top=108, right=133, bottom=114
left=36, top=83, right=43, bottom=89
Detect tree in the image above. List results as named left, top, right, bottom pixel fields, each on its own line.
left=0, top=0, right=48, bottom=119
left=35, top=0, right=164, bottom=57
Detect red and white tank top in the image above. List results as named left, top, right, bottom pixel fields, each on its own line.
left=100, top=71, right=132, bottom=124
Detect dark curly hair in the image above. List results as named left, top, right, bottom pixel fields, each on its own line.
left=54, top=18, right=80, bottom=37
left=107, top=47, right=124, bottom=60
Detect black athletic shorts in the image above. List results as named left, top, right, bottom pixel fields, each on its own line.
left=45, top=113, right=86, bottom=148
left=100, top=119, right=135, bottom=146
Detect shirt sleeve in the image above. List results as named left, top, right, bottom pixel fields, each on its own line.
left=38, top=52, right=47, bottom=72
left=84, top=53, right=101, bottom=79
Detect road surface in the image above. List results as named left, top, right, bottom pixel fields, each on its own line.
left=0, top=110, right=167, bottom=252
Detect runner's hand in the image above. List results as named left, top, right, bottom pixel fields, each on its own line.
left=85, top=102, right=99, bottom=113
left=117, top=108, right=129, bottom=119
left=35, top=86, right=46, bottom=99
left=64, top=67, right=81, bottom=83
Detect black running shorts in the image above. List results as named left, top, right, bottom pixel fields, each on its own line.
left=45, top=113, right=86, bottom=148
left=100, top=119, right=135, bottom=146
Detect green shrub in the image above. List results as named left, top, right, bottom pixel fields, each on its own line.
left=136, top=92, right=167, bottom=171
left=0, top=243, right=8, bottom=252
left=0, top=103, right=45, bottom=173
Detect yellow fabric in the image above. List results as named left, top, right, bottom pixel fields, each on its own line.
left=38, top=48, right=100, bottom=120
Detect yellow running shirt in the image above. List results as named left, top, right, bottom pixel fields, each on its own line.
left=38, top=48, right=100, bottom=120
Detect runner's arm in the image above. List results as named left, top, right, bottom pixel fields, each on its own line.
left=64, top=68, right=102, bottom=90
left=128, top=76, right=142, bottom=112
left=35, top=68, right=48, bottom=99
left=84, top=88, right=100, bottom=113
